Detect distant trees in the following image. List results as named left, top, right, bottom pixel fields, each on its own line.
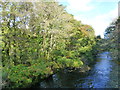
left=104, top=17, right=119, bottom=63
left=1, top=1, right=97, bottom=88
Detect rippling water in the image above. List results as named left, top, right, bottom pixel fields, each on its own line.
left=35, top=52, right=119, bottom=88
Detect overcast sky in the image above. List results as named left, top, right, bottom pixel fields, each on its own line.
left=58, top=0, right=119, bottom=38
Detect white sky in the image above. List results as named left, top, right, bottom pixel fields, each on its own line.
left=58, top=0, right=119, bottom=38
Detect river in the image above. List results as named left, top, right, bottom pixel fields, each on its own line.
left=34, top=51, right=119, bottom=88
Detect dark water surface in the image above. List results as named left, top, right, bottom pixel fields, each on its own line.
left=36, top=52, right=119, bottom=88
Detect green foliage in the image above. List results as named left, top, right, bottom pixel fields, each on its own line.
left=57, top=56, right=83, bottom=68
left=6, top=62, right=53, bottom=88
left=8, top=65, right=32, bottom=88
left=104, top=19, right=119, bottom=63
left=1, top=1, right=97, bottom=88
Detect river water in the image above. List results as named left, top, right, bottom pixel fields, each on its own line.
left=35, top=52, right=119, bottom=88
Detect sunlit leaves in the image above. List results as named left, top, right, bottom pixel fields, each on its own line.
left=1, top=1, right=97, bottom=88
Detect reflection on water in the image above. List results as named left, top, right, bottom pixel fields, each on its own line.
left=39, top=52, right=119, bottom=88
left=78, top=52, right=113, bottom=88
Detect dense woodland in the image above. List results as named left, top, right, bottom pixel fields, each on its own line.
left=1, top=1, right=119, bottom=88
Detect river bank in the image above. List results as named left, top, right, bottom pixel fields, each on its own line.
left=31, top=51, right=119, bottom=88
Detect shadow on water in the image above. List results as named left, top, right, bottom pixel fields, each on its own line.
left=36, top=51, right=119, bottom=88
